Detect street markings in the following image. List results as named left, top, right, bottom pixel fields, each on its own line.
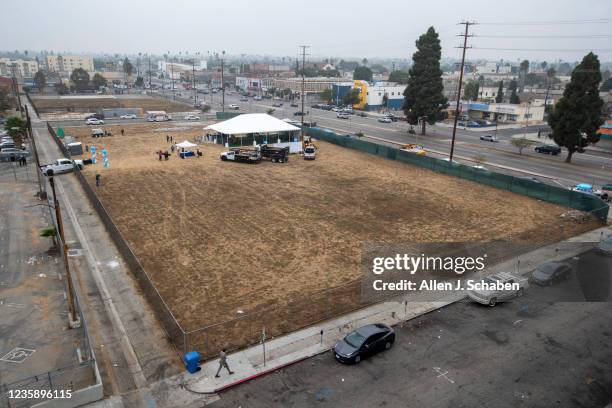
left=0, top=347, right=36, bottom=363
left=433, top=367, right=455, bottom=384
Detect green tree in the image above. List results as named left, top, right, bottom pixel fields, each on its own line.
left=343, top=88, right=361, bottom=106
left=91, top=73, right=108, bottom=89
left=519, top=59, right=530, bottom=91
left=495, top=80, right=504, bottom=103
left=510, top=137, right=532, bottom=155
left=70, top=68, right=90, bottom=92
left=548, top=52, right=605, bottom=163
left=33, top=70, right=46, bottom=93
left=123, top=57, right=134, bottom=81
left=5, top=117, right=26, bottom=137
left=509, top=88, right=520, bottom=104
left=402, top=26, right=448, bottom=135
left=353, top=66, right=373, bottom=81
left=388, top=70, right=409, bottom=84
left=464, top=80, right=479, bottom=100
left=320, top=88, right=332, bottom=103
left=134, top=76, right=144, bottom=87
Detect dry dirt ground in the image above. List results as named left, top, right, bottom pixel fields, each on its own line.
left=66, top=123, right=598, bottom=355
left=31, top=95, right=187, bottom=113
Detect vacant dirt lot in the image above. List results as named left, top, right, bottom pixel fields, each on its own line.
left=66, top=123, right=597, bottom=353
left=31, top=95, right=188, bottom=113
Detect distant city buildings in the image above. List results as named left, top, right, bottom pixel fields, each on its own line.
left=0, top=58, right=39, bottom=78
left=46, top=55, right=94, bottom=73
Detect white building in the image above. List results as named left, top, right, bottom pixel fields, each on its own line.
left=0, top=58, right=39, bottom=78
left=461, top=101, right=545, bottom=123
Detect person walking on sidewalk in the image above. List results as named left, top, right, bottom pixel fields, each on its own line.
left=215, top=349, right=234, bottom=378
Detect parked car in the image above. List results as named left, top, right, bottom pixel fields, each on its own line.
left=120, top=114, right=137, bottom=119
left=0, top=141, right=16, bottom=149
left=333, top=324, right=395, bottom=364
left=40, top=158, right=84, bottom=176
left=0, top=148, right=29, bottom=160
left=85, top=118, right=104, bottom=125
left=480, top=135, right=499, bottom=142
left=184, top=114, right=200, bottom=121
left=530, top=262, right=572, bottom=286
left=253, top=96, right=262, bottom=101
left=303, top=145, right=316, bottom=160
left=240, top=96, right=249, bottom=102
left=535, top=145, right=561, bottom=155
left=291, top=102, right=299, bottom=108
left=467, top=272, right=524, bottom=306
left=337, top=112, right=350, bottom=119
left=378, top=117, right=392, bottom=123
left=228, top=104, right=239, bottom=110
left=272, top=102, right=283, bottom=107
left=597, top=234, right=612, bottom=255
left=294, top=111, right=306, bottom=116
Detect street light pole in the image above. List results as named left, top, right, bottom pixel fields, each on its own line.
left=221, top=50, right=226, bottom=112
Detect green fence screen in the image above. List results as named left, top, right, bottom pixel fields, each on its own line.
left=305, top=127, right=609, bottom=223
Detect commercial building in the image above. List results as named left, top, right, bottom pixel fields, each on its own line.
left=46, top=55, right=94, bottom=73
left=0, top=58, right=39, bottom=78
left=459, top=101, right=545, bottom=123
left=271, top=77, right=338, bottom=95
left=236, top=76, right=263, bottom=93
left=352, top=80, right=404, bottom=111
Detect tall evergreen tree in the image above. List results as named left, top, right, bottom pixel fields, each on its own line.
left=403, top=27, right=448, bottom=135
left=548, top=52, right=604, bottom=163
left=495, top=80, right=504, bottom=103
left=33, top=70, right=46, bottom=93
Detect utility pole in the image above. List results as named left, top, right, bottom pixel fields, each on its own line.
left=221, top=50, right=226, bottom=112
left=148, top=53, right=152, bottom=90
left=449, top=21, right=475, bottom=162
left=299, top=45, right=309, bottom=145
left=11, top=64, right=23, bottom=117
left=49, top=177, right=78, bottom=325
left=171, top=55, right=176, bottom=100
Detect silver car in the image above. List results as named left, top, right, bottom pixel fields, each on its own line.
left=467, top=272, right=524, bottom=306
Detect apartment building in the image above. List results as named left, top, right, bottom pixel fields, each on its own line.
left=46, top=55, right=94, bottom=73
left=0, top=58, right=39, bottom=78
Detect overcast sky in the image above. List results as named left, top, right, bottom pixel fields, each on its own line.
left=1, top=0, right=611, bottom=63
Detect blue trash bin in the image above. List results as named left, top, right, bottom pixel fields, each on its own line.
left=183, top=351, right=201, bottom=373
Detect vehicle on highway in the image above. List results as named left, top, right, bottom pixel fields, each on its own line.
left=333, top=324, right=395, bottom=364
left=597, top=234, right=612, bottom=255
left=120, top=114, right=137, bottom=119
left=401, top=144, right=426, bottom=155
left=337, top=112, right=350, bottom=119
left=253, top=95, right=262, bottom=101
left=535, top=144, right=561, bottom=155
left=472, top=165, right=489, bottom=171
left=272, top=101, right=283, bottom=107
left=240, top=96, right=248, bottom=102
left=228, top=104, right=239, bottom=110
left=320, top=104, right=333, bottom=111
left=147, top=112, right=172, bottom=122
left=184, top=114, right=200, bottom=121
left=85, top=118, right=105, bottom=125
left=290, top=102, right=299, bottom=108
left=304, top=145, right=316, bottom=160
left=378, top=117, right=392, bottom=123
left=530, top=262, right=572, bottom=286
left=41, top=158, right=84, bottom=176
left=467, top=272, right=524, bottom=306
left=294, top=111, right=306, bottom=116
left=211, top=89, right=219, bottom=94
left=220, top=147, right=261, bottom=163
left=519, top=176, right=543, bottom=184
left=479, top=135, right=499, bottom=142
left=331, top=107, right=341, bottom=112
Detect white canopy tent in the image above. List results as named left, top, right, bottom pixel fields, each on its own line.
left=176, top=140, right=198, bottom=149
left=205, top=113, right=303, bottom=153
left=206, top=113, right=300, bottom=135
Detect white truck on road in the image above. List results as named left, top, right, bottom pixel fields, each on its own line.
left=41, top=158, right=84, bottom=176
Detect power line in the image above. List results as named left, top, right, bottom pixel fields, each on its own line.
left=472, top=47, right=612, bottom=52
left=476, top=34, right=612, bottom=39
left=478, top=18, right=611, bottom=26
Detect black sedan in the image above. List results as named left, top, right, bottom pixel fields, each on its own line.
left=294, top=111, right=306, bottom=116
left=535, top=145, right=561, bottom=155
left=530, top=262, right=572, bottom=286
left=333, top=324, right=395, bottom=364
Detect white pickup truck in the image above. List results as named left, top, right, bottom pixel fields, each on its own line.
left=41, top=158, right=84, bottom=176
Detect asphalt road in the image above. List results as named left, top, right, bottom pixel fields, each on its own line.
left=47, top=88, right=612, bottom=188
left=212, top=278, right=612, bottom=408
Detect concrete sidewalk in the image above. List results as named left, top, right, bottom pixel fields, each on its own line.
left=172, top=224, right=610, bottom=394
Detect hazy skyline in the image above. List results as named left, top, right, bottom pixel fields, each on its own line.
left=1, top=0, right=611, bottom=63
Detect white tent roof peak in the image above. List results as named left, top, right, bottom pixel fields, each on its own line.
left=176, top=140, right=198, bottom=148
left=206, top=113, right=300, bottom=135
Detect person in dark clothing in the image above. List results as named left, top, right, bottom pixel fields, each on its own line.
left=121, top=128, right=125, bottom=136
left=166, top=135, right=169, bottom=142
left=158, top=151, right=163, bottom=161
left=95, top=174, right=101, bottom=186
left=164, top=151, right=169, bottom=160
